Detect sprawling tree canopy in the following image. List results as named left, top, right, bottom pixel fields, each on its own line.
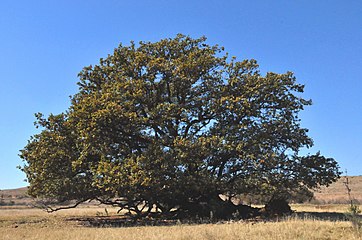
left=20, top=34, right=340, bottom=218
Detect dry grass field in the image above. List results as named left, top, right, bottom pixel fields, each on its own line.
left=0, top=205, right=361, bottom=240
left=1, top=219, right=361, bottom=240
left=1, top=177, right=362, bottom=239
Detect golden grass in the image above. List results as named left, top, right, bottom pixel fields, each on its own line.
left=290, top=204, right=350, bottom=213
left=0, top=219, right=361, bottom=240
left=0, top=205, right=361, bottom=240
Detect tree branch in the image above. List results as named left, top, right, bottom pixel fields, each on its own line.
left=42, top=199, right=90, bottom=213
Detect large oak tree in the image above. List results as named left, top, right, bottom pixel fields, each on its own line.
left=20, top=34, right=340, bottom=218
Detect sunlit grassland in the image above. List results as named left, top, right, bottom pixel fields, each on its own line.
left=0, top=205, right=361, bottom=240
left=291, top=204, right=352, bottom=213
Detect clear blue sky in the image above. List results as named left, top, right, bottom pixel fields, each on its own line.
left=1, top=0, right=361, bottom=189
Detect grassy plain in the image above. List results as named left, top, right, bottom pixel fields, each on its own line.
left=0, top=205, right=361, bottom=240
left=1, top=177, right=362, bottom=239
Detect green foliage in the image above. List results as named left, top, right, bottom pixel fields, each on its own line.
left=19, top=34, right=340, bottom=218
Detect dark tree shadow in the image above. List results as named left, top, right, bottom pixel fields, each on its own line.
left=67, top=216, right=193, bottom=228
left=66, top=210, right=362, bottom=228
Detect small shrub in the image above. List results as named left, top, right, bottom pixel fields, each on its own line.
left=346, top=204, right=361, bottom=230
left=343, top=175, right=362, bottom=231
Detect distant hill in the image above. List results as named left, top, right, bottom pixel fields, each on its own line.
left=0, top=187, right=34, bottom=206
left=313, top=175, right=362, bottom=204
left=0, top=187, right=31, bottom=206
left=1, top=187, right=28, bottom=197
left=1, top=176, right=361, bottom=206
